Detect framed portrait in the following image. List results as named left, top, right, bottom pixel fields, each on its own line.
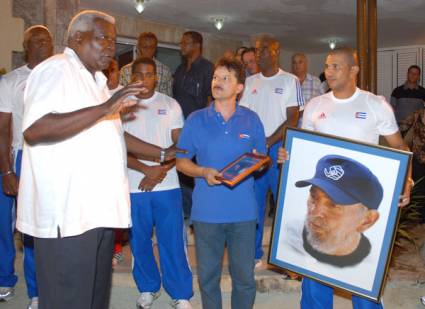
left=269, top=128, right=411, bottom=302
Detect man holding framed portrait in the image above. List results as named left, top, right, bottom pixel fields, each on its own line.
left=278, top=47, right=413, bottom=309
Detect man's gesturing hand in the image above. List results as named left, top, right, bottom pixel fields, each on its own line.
left=103, top=81, right=148, bottom=116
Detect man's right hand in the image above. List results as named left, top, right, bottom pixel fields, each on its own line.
left=2, top=173, right=18, bottom=196
left=103, top=81, right=148, bottom=116
left=164, top=145, right=187, bottom=161
left=277, top=147, right=289, bottom=164
left=202, top=167, right=222, bottom=186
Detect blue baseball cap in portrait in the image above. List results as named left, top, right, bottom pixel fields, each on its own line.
left=295, top=155, right=383, bottom=209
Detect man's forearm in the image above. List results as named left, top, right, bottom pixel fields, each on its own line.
left=124, top=132, right=161, bottom=159
left=176, top=158, right=204, bottom=178
left=127, top=155, right=151, bottom=173
left=24, top=104, right=108, bottom=146
left=0, top=112, right=12, bottom=172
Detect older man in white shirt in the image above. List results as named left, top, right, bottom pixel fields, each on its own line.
left=17, top=10, right=180, bottom=309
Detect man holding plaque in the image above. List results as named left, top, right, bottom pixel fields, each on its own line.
left=176, top=58, right=266, bottom=309
left=239, top=36, right=303, bottom=266
left=278, top=47, right=413, bottom=309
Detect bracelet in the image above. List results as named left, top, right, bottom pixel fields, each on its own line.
left=1, top=170, right=14, bottom=177
left=159, top=149, right=166, bottom=163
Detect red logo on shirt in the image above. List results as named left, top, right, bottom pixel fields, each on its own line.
left=318, top=112, right=326, bottom=119
left=252, top=89, right=257, bottom=95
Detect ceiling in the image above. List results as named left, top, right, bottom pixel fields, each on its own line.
left=80, top=0, right=425, bottom=53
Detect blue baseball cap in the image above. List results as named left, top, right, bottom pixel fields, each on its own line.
left=295, top=155, right=383, bottom=209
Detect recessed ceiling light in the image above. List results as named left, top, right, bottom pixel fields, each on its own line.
left=328, top=39, right=337, bottom=50
left=214, top=18, right=224, bottom=31
left=135, top=0, right=145, bottom=14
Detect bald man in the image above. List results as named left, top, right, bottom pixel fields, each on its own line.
left=280, top=47, right=412, bottom=309
left=291, top=53, right=323, bottom=104
left=0, top=25, right=53, bottom=309
left=240, top=36, right=303, bottom=266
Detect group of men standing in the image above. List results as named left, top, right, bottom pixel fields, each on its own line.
left=0, top=8, right=416, bottom=309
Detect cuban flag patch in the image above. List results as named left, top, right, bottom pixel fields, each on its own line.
left=239, top=133, right=250, bottom=139
left=157, top=109, right=167, bottom=115
left=275, top=87, right=284, bottom=94
left=355, top=112, right=367, bottom=119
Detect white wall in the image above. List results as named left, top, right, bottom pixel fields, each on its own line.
left=0, top=0, right=24, bottom=72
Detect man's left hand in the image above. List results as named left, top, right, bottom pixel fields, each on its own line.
left=138, top=176, right=160, bottom=192
left=398, top=178, right=414, bottom=207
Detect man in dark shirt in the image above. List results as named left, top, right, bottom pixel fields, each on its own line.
left=173, top=31, right=214, bottom=118
left=390, top=65, right=425, bottom=124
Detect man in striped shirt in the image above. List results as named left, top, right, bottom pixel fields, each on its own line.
left=120, top=32, right=172, bottom=96
left=291, top=53, right=324, bottom=104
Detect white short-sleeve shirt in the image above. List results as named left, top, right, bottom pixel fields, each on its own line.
left=123, top=92, right=184, bottom=192
left=239, top=69, right=304, bottom=137
left=302, top=88, right=399, bottom=144
left=0, top=65, right=32, bottom=151
left=17, top=47, right=131, bottom=238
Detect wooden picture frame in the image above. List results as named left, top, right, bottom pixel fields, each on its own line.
left=269, top=128, right=411, bottom=302
left=218, top=153, right=271, bottom=187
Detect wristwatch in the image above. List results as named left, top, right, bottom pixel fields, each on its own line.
left=160, top=149, right=166, bottom=163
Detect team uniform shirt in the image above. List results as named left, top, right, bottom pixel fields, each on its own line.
left=17, top=47, right=131, bottom=238
left=302, top=88, right=399, bottom=145
left=239, top=69, right=304, bottom=137
left=123, top=92, right=184, bottom=192
left=176, top=104, right=266, bottom=223
left=0, top=65, right=32, bottom=151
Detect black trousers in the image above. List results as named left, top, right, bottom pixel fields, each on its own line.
left=34, top=228, right=115, bottom=309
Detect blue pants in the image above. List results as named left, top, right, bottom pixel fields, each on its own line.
left=193, top=220, right=256, bottom=309
left=301, top=278, right=383, bottom=309
left=254, top=143, right=280, bottom=259
left=130, top=189, right=193, bottom=300
left=0, top=150, right=37, bottom=298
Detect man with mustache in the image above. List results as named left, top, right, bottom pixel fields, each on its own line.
left=16, top=10, right=181, bottom=309
left=176, top=58, right=266, bottom=309
left=0, top=25, right=53, bottom=309
left=295, top=155, right=382, bottom=266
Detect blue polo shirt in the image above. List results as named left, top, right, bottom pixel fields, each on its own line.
left=177, top=103, right=267, bottom=223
